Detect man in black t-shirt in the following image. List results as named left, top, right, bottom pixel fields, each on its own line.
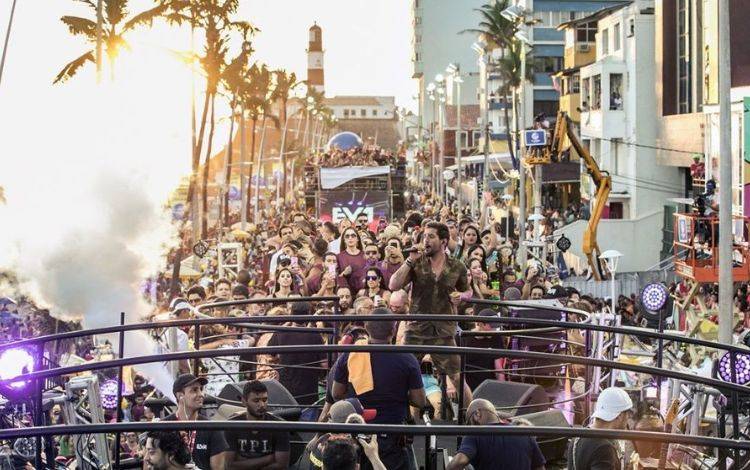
left=162, top=374, right=228, bottom=470
left=332, top=309, right=426, bottom=470
left=567, top=387, right=633, bottom=470
left=267, top=302, right=325, bottom=411
left=224, top=380, right=290, bottom=470
left=447, top=399, right=545, bottom=470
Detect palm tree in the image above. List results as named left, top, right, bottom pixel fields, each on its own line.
left=162, top=0, right=252, bottom=237
left=271, top=69, right=303, bottom=198
left=220, top=38, right=254, bottom=226
left=462, top=1, right=534, bottom=165
left=54, top=0, right=166, bottom=83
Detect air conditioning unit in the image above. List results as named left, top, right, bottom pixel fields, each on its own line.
left=576, top=43, right=591, bottom=52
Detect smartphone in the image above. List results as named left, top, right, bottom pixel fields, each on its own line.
left=328, top=264, right=337, bottom=276
left=290, top=256, right=298, bottom=267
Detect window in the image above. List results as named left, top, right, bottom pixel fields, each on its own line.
left=613, top=23, right=621, bottom=51
left=360, top=109, right=366, bottom=117
left=601, top=28, right=609, bottom=55
left=415, top=34, right=421, bottom=44
left=677, top=0, right=692, bottom=114
left=343, top=109, right=349, bottom=117
left=533, top=56, right=563, bottom=73
left=576, top=22, right=597, bottom=42
left=572, top=75, right=580, bottom=94
left=372, top=109, right=378, bottom=116
left=609, top=202, right=624, bottom=219
left=581, top=77, right=590, bottom=110
left=610, top=73, right=623, bottom=110
left=414, top=52, right=421, bottom=62
left=592, top=75, right=601, bottom=110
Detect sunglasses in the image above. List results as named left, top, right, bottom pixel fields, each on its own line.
left=365, top=251, right=379, bottom=255
left=388, top=242, right=400, bottom=248
left=365, top=275, right=379, bottom=281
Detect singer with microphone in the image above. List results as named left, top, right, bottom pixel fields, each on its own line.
left=389, top=221, right=474, bottom=409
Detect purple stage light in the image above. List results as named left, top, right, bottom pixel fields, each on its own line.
left=717, top=351, right=750, bottom=385
left=0, top=347, right=35, bottom=390
left=100, top=379, right=122, bottom=409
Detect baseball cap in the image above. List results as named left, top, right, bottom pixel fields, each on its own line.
left=592, top=387, right=634, bottom=422
left=329, top=398, right=377, bottom=423
left=172, top=373, right=208, bottom=395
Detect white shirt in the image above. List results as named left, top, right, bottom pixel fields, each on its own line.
left=329, top=237, right=341, bottom=254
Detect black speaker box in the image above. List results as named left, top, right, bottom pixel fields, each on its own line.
left=515, top=408, right=571, bottom=462
left=218, top=379, right=300, bottom=420
left=473, top=380, right=549, bottom=416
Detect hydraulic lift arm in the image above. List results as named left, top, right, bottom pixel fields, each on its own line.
left=549, top=111, right=611, bottom=280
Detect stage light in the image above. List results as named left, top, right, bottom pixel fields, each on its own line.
left=0, top=347, right=36, bottom=392
left=641, top=283, right=668, bottom=312
left=717, top=351, right=750, bottom=385
left=100, top=379, right=122, bottom=409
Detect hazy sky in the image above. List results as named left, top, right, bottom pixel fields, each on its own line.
left=0, top=0, right=417, bottom=109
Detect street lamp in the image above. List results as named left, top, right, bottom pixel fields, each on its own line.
left=598, top=249, right=624, bottom=389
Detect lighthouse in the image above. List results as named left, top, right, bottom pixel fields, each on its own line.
left=307, top=22, right=325, bottom=95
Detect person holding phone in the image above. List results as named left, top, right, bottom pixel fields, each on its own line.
left=357, top=267, right=391, bottom=305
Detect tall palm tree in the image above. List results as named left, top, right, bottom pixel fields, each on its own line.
left=462, top=1, right=534, bottom=166
left=54, top=0, right=166, bottom=83
left=272, top=69, right=302, bottom=198
left=162, top=0, right=252, bottom=237
left=220, top=38, right=254, bottom=226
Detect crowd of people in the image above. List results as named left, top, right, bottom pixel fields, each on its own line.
left=311, top=147, right=404, bottom=168
left=4, top=173, right=747, bottom=470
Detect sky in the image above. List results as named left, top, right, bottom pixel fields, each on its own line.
left=0, top=0, right=416, bottom=110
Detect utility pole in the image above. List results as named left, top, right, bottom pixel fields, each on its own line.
left=455, top=67, right=463, bottom=213
left=718, top=0, right=733, bottom=345
left=0, top=0, right=18, bottom=89
left=516, top=61, right=527, bottom=263
left=482, top=53, right=491, bottom=201
left=96, top=0, right=103, bottom=83
left=239, top=108, right=247, bottom=230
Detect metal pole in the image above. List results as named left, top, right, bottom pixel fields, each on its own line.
left=609, top=273, right=617, bottom=387
left=516, top=89, right=526, bottom=262
left=483, top=53, right=491, bottom=199
left=95, top=0, right=103, bottom=83
left=0, top=0, right=18, bottom=89
left=114, top=312, right=125, bottom=470
left=254, top=118, right=268, bottom=224
left=239, top=109, right=247, bottom=230
left=456, top=74, right=463, bottom=213
left=717, top=0, right=733, bottom=345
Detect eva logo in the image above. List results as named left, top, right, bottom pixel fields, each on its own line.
left=332, top=206, right=374, bottom=223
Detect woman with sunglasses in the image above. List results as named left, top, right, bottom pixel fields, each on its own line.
left=337, top=227, right=367, bottom=293
left=357, top=267, right=391, bottom=304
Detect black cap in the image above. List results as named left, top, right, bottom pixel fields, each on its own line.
left=172, top=373, right=208, bottom=394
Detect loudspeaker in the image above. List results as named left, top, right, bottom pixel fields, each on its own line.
left=515, top=408, right=571, bottom=462
left=473, top=380, right=549, bottom=416
left=218, top=379, right=300, bottom=421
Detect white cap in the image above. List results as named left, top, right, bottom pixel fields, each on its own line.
left=592, top=387, right=633, bottom=422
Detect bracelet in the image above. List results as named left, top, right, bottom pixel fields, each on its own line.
left=405, top=259, right=414, bottom=269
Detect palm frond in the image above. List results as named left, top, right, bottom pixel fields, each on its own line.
left=123, top=4, right=168, bottom=31
left=53, top=50, right=95, bottom=84
left=60, top=16, right=98, bottom=39
left=104, top=0, right=127, bottom=27
left=75, top=0, right=97, bottom=12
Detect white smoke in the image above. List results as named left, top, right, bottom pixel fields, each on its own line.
left=0, top=40, right=198, bottom=403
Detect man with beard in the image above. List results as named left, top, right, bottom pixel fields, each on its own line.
left=224, top=380, right=290, bottom=470
left=336, top=286, right=354, bottom=315
left=389, top=221, right=473, bottom=408
left=144, top=431, right=194, bottom=470
left=162, top=374, right=228, bottom=470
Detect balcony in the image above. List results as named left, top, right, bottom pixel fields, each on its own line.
left=580, top=60, right=627, bottom=139
left=563, top=42, right=596, bottom=69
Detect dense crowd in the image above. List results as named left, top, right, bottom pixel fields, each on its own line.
left=4, top=180, right=748, bottom=470
left=311, top=147, right=404, bottom=168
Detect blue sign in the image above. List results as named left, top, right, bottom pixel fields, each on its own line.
left=524, top=129, right=547, bottom=147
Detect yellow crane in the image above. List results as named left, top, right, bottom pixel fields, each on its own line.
left=546, top=111, right=611, bottom=280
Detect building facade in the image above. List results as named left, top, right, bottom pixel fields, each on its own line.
left=411, top=0, right=484, bottom=134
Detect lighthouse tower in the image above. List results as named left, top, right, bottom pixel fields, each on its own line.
left=307, top=22, right=325, bottom=95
